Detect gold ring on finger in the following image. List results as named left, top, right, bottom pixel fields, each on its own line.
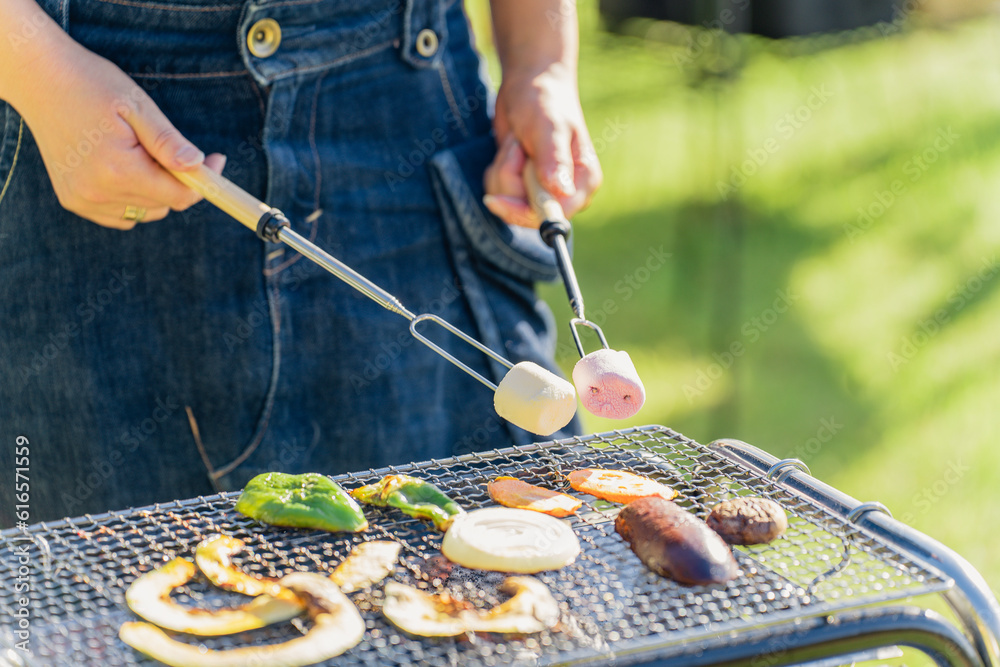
left=122, top=205, right=147, bottom=222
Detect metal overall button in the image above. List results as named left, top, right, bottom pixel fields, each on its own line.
left=248, top=18, right=281, bottom=58
left=415, top=28, right=439, bottom=57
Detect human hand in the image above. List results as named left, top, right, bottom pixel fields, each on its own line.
left=483, top=64, right=602, bottom=228
left=15, top=37, right=225, bottom=229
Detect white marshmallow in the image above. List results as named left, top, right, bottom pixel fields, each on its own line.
left=494, top=362, right=577, bottom=436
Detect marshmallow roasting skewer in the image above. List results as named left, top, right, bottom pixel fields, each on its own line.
left=170, top=166, right=576, bottom=436
left=524, top=162, right=646, bottom=420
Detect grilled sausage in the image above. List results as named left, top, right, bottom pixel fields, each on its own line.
left=707, top=497, right=788, bottom=545
left=614, top=497, right=738, bottom=585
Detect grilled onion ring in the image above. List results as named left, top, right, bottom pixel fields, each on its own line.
left=125, top=558, right=302, bottom=636
left=195, top=535, right=298, bottom=599
left=120, top=572, right=364, bottom=667
left=382, top=576, right=560, bottom=637
left=441, top=507, right=580, bottom=573
left=330, top=540, right=401, bottom=593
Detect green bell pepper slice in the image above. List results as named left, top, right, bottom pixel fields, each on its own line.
left=235, top=472, right=368, bottom=533
left=350, top=475, right=463, bottom=531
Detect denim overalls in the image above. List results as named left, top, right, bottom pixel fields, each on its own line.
left=0, top=0, right=580, bottom=524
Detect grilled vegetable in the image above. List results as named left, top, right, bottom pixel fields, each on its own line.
left=380, top=583, right=468, bottom=637
left=196, top=535, right=298, bottom=600
left=707, top=497, right=788, bottom=545
left=125, top=558, right=302, bottom=636
left=487, top=476, right=582, bottom=517
left=467, top=576, right=561, bottom=633
left=350, top=474, right=463, bottom=531
left=330, top=540, right=401, bottom=593
left=382, top=576, right=559, bottom=637
left=441, top=507, right=580, bottom=573
left=567, top=468, right=677, bottom=504
left=120, top=572, right=364, bottom=667
left=615, top=497, right=739, bottom=586
left=235, top=472, right=368, bottom=533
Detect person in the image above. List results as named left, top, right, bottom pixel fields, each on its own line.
left=0, top=0, right=601, bottom=526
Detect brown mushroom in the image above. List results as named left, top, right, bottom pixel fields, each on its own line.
left=707, top=497, right=788, bottom=545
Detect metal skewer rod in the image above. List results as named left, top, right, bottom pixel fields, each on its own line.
left=170, top=165, right=510, bottom=391
left=277, top=226, right=413, bottom=319
left=523, top=161, right=610, bottom=358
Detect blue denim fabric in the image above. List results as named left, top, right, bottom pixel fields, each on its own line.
left=0, top=0, right=581, bottom=526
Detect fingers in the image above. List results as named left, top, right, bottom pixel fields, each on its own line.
left=203, top=152, right=227, bottom=175
left=87, top=205, right=171, bottom=231
left=484, top=136, right=527, bottom=200
left=84, top=152, right=229, bottom=230
left=527, top=116, right=576, bottom=199
left=484, top=137, right=541, bottom=228
left=483, top=194, right=536, bottom=229
left=120, top=91, right=204, bottom=172
left=483, top=125, right=603, bottom=228
left=115, top=90, right=228, bottom=213
left=572, top=132, right=603, bottom=210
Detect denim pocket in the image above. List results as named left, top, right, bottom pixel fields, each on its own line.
left=0, top=103, right=24, bottom=212
left=428, top=133, right=559, bottom=284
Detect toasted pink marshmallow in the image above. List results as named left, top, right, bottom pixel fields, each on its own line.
left=572, top=349, right=645, bottom=419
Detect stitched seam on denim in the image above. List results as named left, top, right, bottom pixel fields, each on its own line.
left=258, top=0, right=322, bottom=8
left=268, top=39, right=395, bottom=81
left=436, top=63, right=469, bottom=138
left=476, top=207, right=553, bottom=275
left=438, top=152, right=552, bottom=276
left=92, top=0, right=240, bottom=12
left=185, top=406, right=218, bottom=483
left=129, top=70, right=248, bottom=79
left=212, top=281, right=282, bottom=479
left=250, top=79, right=268, bottom=120
left=0, top=120, right=24, bottom=211
left=57, top=0, right=70, bottom=30
left=263, top=219, right=317, bottom=275
left=308, top=71, right=325, bottom=213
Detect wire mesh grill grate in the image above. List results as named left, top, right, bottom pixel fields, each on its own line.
left=0, top=425, right=950, bottom=666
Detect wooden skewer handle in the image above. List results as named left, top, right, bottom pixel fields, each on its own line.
left=169, top=165, right=271, bottom=232
left=523, top=160, right=570, bottom=226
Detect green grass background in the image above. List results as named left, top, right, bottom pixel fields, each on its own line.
left=468, top=0, right=1000, bottom=657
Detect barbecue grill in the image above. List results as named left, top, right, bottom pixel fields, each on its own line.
left=2, top=425, right=998, bottom=667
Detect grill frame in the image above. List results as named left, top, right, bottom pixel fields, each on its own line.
left=1, top=424, right=996, bottom=667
